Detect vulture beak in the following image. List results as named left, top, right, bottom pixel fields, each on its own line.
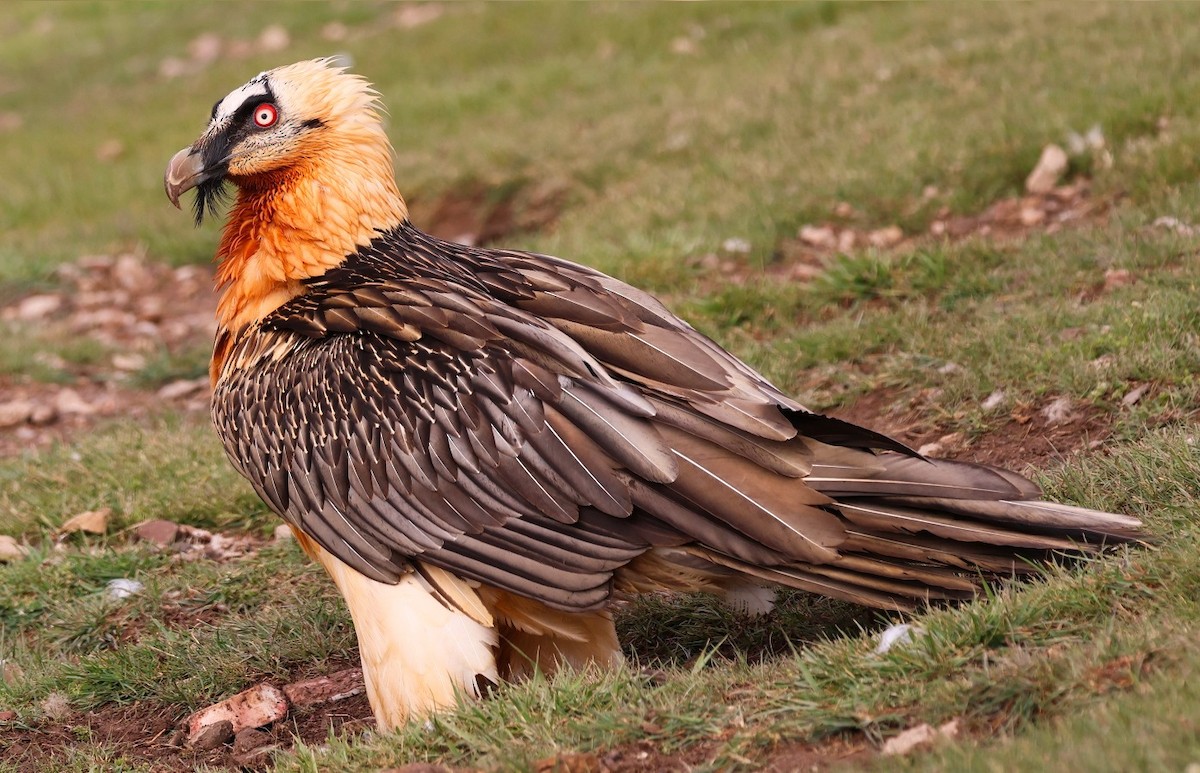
left=164, top=146, right=207, bottom=209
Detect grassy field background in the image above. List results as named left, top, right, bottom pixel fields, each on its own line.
left=1, top=2, right=1199, bottom=771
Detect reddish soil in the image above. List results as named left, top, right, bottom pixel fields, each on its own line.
left=827, top=386, right=1113, bottom=474
left=0, top=690, right=375, bottom=772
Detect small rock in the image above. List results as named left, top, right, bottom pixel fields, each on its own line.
left=272, top=523, right=294, bottom=543
left=257, top=24, right=290, bottom=53
left=135, top=519, right=181, bottom=547
left=0, top=400, right=33, bottom=428
left=188, top=32, right=222, bottom=65
left=533, top=754, right=603, bottom=773
left=394, top=3, right=444, bottom=29
left=937, top=361, right=962, bottom=375
left=981, top=390, right=1006, bottom=411
left=798, top=224, right=837, bottom=249
left=282, top=668, right=365, bottom=708
left=1152, top=216, right=1198, bottom=237
left=1042, top=396, right=1075, bottom=425
left=185, top=683, right=289, bottom=745
left=670, top=36, right=697, bottom=55
left=192, top=719, right=234, bottom=750
left=13, top=294, right=62, bottom=320
left=55, top=389, right=94, bottom=416
left=2, top=659, right=24, bottom=684
left=29, top=404, right=57, bottom=425
left=867, top=225, right=904, bottom=248
left=40, top=692, right=71, bottom=720
left=721, top=237, right=751, bottom=255
left=95, top=139, right=123, bottom=162
left=0, top=535, right=28, bottom=562
left=1103, top=268, right=1134, bottom=291
left=1025, top=144, right=1069, bottom=194
left=57, top=507, right=110, bottom=537
left=833, top=201, right=855, bottom=218
left=226, top=39, right=254, bottom=60
left=159, top=56, right=189, bottom=79
left=157, top=379, right=208, bottom=401
left=233, top=727, right=273, bottom=754
left=881, top=719, right=959, bottom=756
left=836, top=230, right=857, bottom=253
left=1018, top=205, right=1045, bottom=226
left=917, top=441, right=944, bottom=458
left=322, top=21, right=349, bottom=41
left=1121, top=384, right=1150, bottom=407
left=105, top=578, right=144, bottom=600
left=112, top=353, right=147, bottom=371
left=0, top=710, right=16, bottom=722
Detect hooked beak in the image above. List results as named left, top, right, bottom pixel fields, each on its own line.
left=164, top=147, right=207, bottom=209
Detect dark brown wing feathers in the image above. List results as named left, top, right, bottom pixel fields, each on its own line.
left=212, top=222, right=1142, bottom=613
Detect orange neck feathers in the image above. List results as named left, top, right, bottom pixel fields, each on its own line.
left=213, top=111, right=407, bottom=335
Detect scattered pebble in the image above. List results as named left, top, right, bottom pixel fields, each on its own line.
left=40, top=692, right=72, bottom=720
left=394, top=3, right=444, bottom=29
left=981, top=389, right=1006, bottom=411
left=282, top=668, right=365, bottom=708
left=798, top=224, right=837, bottom=249
left=1025, top=144, right=1069, bottom=194
left=185, top=683, right=289, bottom=745
left=157, top=378, right=208, bottom=401
left=721, top=237, right=751, bottom=255
left=0, top=400, right=33, bottom=428
left=0, top=710, right=16, bottom=722
left=1041, top=396, right=1075, bottom=425
left=9, top=293, right=62, bottom=321
left=272, top=523, right=294, bottom=542
left=105, top=578, right=144, bottom=600
left=670, top=36, right=698, bottom=55
left=1153, top=216, right=1199, bottom=237
left=134, top=518, right=181, bottom=547
left=188, top=32, right=222, bottom=65
left=1103, top=268, right=1134, bottom=291
left=95, top=139, right=124, bottom=162
left=867, top=225, right=904, bottom=248
left=882, top=719, right=960, bottom=755
left=1121, top=383, right=1150, bottom=407
left=0, top=535, right=28, bottom=562
left=56, top=507, right=110, bottom=537
left=55, top=388, right=94, bottom=416
left=257, top=25, right=290, bottom=53
left=321, top=21, right=348, bottom=41
left=191, top=719, right=235, bottom=750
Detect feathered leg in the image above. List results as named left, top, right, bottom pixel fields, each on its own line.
left=293, top=530, right=499, bottom=730
left=479, top=588, right=623, bottom=681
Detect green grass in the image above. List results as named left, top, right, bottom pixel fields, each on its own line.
left=2, top=2, right=1200, bottom=771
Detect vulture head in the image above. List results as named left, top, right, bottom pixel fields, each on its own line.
left=165, top=58, right=395, bottom=226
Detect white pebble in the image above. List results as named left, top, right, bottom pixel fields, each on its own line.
left=105, top=578, right=144, bottom=600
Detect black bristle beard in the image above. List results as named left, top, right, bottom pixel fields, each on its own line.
left=193, top=178, right=231, bottom=227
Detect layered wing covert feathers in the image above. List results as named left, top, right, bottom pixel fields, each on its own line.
left=212, top=224, right=1142, bottom=612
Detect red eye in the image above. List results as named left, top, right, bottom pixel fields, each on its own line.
left=253, top=104, right=278, bottom=128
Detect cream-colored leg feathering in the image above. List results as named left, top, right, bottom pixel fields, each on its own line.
left=294, top=530, right=499, bottom=730
left=478, top=588, right=623, bottom=681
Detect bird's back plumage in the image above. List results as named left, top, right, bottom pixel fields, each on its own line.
left=212, top=222, right=1141, bottom=615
